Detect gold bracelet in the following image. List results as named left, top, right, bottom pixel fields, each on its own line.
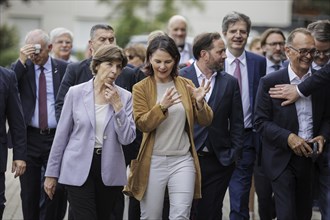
left=159, top=104, right=168, bottom=113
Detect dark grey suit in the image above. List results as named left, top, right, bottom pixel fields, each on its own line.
left=11, top=58, right=67, bottom=220
left=180, top=64, right=244, bottom=219
left=254, top=68, right=330, bottom=220
left=0, top=66, right=26, bottom=217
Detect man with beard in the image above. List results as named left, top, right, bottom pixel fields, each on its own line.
left=260, top=28, right=287, bottom=74
left=180, top=32, right=244, bottom=219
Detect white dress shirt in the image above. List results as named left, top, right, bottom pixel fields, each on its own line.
left=288, top=64, right=313, bottom=140
left=31, top=56, right=57, bottom=128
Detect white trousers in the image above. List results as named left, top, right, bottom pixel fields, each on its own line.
left=140, top=153, right=196, bottom=220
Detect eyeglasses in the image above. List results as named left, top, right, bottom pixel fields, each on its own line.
left=314, top=50, right=330, bottom=58
left=288, top=46, right=317, bottom=57
left=266, top=42, right=285, bottom=47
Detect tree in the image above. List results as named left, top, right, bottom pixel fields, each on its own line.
left=0, top=0, right=30, bottom=8
left=99, top=0, right=203, bottom=47
left=0, top=25, right=19, bottom=67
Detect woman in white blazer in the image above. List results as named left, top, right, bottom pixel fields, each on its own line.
left=44, top=45, right=136, bottom=220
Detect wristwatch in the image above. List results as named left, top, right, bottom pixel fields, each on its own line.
left=159, top=104, right=168, bottom=113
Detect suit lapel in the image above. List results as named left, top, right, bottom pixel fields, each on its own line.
left=83, top=80, right=96, bottom=130
left=51, top=58, right=61, bottom=100
left=281, top=69, right=299, bottom=130
left=246, top=53, right=255, bottom=108
left=210, top=71, right=227, bottom=111
left=186, top=65, right=200, bottom=88
left=26, top=61, right=37, bottom=98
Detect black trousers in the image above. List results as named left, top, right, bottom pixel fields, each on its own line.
left=254, top=165, right=276, bottom=220
left=20, top=128, right=66, bottom=220
left=65, top=152, right=122, bottom=220
left=272, top=155, right=313, bottom=220
left=0, top=173, right=5, bottom=220
left=192, top=153, right=235, bottom=220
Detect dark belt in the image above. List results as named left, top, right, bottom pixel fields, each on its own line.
left=244, top=127, right=253, bottom=132
left=94, top=148, right=102, bottom=155
left=27, top=126, right=56, bottom=135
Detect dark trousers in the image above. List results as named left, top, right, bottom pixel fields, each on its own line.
left=65, top=153, right=122, bottom=220
left=40, top=166, right=68, bottom=220
left=272, top=155, right=313, bottom=220
left=0, top=173, right=5, bottom=220
left=254, top=165, right=276, bottom=220
left=128, top=197, right=140, bottom=220
left=20, top=128, right=66, bottom=220
left=316, top=143, right=330, bottom=220
left=229, top=131, right=255, bottom=220
left=192, top=154, right=235, bottom=220
left=111, top=194, right=124, bottom=220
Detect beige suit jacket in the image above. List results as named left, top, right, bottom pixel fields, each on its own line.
left=131, top=75, right=213, bottom=200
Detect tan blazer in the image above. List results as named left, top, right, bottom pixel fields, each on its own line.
left=131, top=75, right=213, bottom=201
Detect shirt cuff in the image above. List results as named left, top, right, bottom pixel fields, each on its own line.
left=296, top=85, right=306, bottom=98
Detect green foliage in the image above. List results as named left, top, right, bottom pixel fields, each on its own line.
left=101, top=0, right=203, bottom=47
left=0, top=25, right=19, bottom=67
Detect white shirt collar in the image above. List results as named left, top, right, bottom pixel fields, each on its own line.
left=226, top=49, right=246, bottom=66
left=193, top=62, right=218, bottom=79
left=35, top=56, right=52, bottom=72
left=288, top=63, right=312, bottom=82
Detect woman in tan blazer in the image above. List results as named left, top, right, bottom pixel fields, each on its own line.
left=130, top=35, right=213, bottom=219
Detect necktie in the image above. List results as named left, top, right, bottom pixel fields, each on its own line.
left=39, top=66, right=48, bottom=129
left=234, top=59, right=242, bottom=93
left=273, top=64, right=281, bottom=71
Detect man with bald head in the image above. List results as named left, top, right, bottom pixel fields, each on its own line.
left=11, top=29, right=68, bottom=220
left=167, top=15, right=193, bottom=67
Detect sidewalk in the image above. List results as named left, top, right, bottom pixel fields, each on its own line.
left=3, top=149, right=322, bottom=220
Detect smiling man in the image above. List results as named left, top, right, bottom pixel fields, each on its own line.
left=221, top=11, right=266, bottom=220
left=254, top=28, right=330, bottom=220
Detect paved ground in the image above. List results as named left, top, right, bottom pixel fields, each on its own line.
left=3, top=149, right=322, bottom=220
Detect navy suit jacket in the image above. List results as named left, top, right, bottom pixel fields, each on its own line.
left=180, top=64, right=244, bottom=166
left=242, top=51, right=267, bottom=120
left=11, top=58, right=67, bottom=126
left=254, top=68, right=330, bottom=180
left=298, top=63, right=330, bottom=96
left=226, top=51, right=266, bottom=154
left=0, top=67, right=26, bottom=172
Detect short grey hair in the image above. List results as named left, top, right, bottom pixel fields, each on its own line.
left=90, top=24, right=114, bottom=39
left=50, top=27, right=74, bottom=43
left=222, top=11, right=251, bottom=35
left=25, top=29, right=50, bottom=46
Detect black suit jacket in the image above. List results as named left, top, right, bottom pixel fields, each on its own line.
left=298, top=63, right=330, bottom=96
left=180, top=64, right=244, bottom=166
left=254, top=68, right=330, bottom=180
left=0, top=66, right=26, bottom=172
left=11, top=58, right=67, bottom=126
